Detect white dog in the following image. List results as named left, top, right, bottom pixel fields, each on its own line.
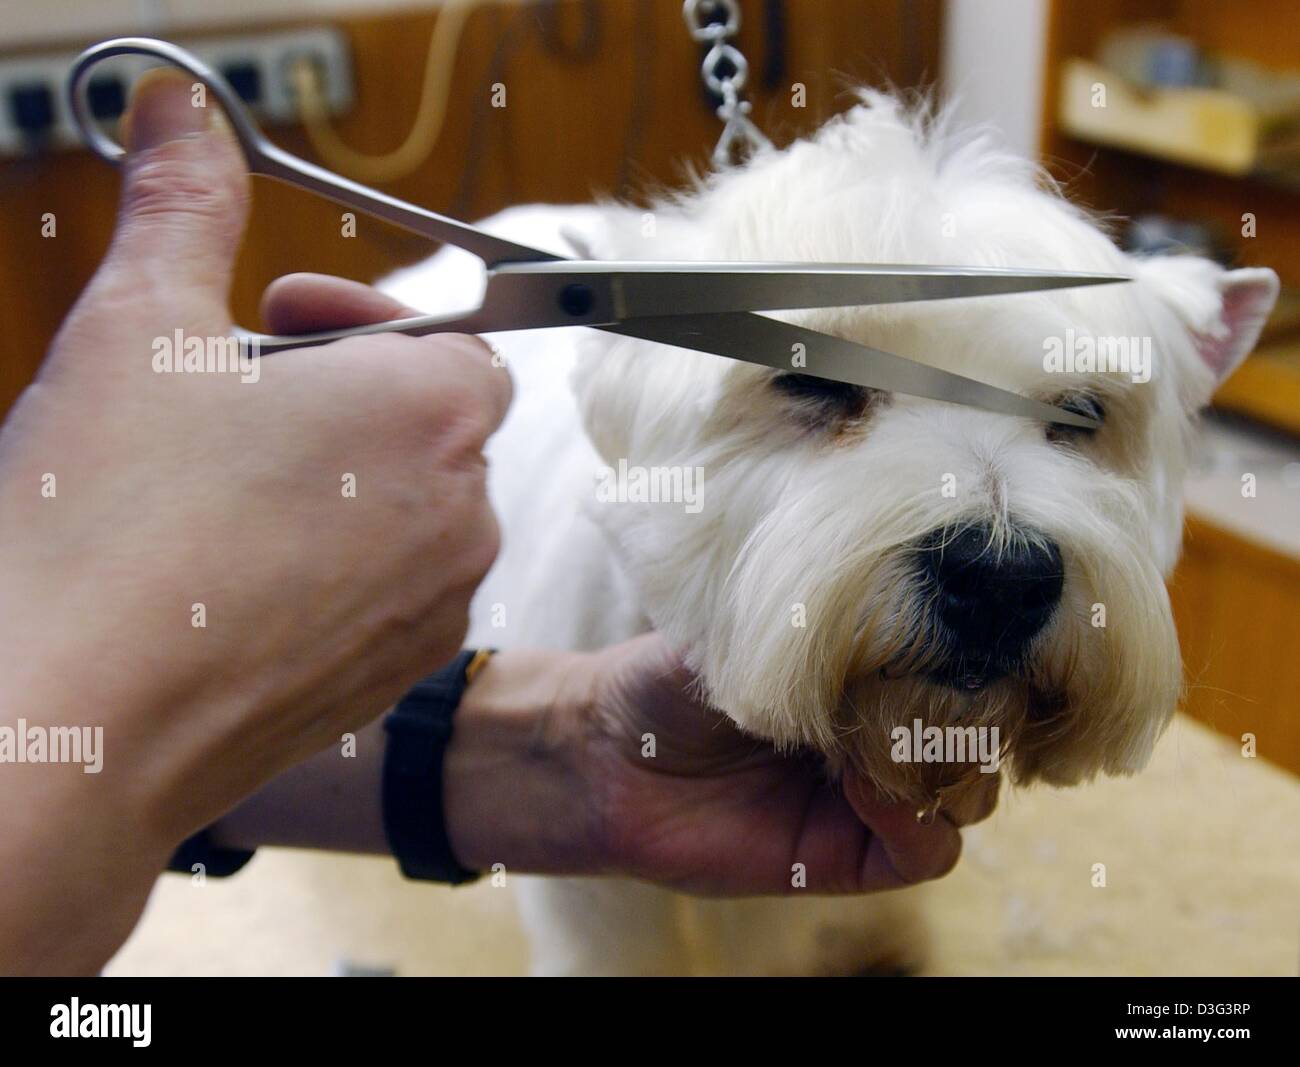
left=383, top=93, right=1277, bottom=976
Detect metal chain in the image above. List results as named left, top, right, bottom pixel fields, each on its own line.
left=682, top=0, right=773, bottom=166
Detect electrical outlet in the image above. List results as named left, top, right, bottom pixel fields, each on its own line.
left=0, top=27, right=353, bottom=158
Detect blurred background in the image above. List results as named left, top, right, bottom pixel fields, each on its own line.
left=1, top=0, right=1296, bottom=975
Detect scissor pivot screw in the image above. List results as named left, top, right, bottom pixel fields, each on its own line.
left=559, top=283, right=595, bottom=317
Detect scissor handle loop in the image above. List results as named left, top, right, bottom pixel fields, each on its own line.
left=68, top=37, right=271, bottom=170
left=66, top=37, right=555, bottom=266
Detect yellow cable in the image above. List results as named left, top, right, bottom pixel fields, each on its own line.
left=289, top=0, right=488, bottom=185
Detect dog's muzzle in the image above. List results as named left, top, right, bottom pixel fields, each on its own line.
left=914, top=524, right=1063, bottom=689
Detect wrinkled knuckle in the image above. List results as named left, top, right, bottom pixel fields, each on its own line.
left=378, top=337, right=507, bottom=450
left=123, top=152, right=244, bottom=228
left=437, top=336, right=510, bottom=415
left=439, top=407, right=496, bottom=468
left=366, top=343, right=463, bottom=421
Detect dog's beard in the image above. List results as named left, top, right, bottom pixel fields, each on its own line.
left=591, top=424, right=1182, bottom=813
left=831, top=523, right=1180, bottom=810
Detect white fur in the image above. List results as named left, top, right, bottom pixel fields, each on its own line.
left=383, top=94, right=1277, bottom=976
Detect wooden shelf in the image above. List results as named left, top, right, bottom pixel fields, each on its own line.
left=1058, top=57, right=1267, bottom=176
left=1044, top=1, right=1300, bottom=435
left=1058, top=56, right=1300, bottom=191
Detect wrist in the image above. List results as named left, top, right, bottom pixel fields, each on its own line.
left=441, top=648, right=609, bottom=877
left=0, top=696, right=175, bottom=973
left=0, top=629, right=245, bottom=853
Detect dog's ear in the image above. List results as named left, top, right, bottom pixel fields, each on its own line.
left=1194, top=267, right=1279, bottom=382
left=1137, top=257, right=1279, bottom=407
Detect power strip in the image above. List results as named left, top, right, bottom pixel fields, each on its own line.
left=0, top=27, right=353, bottom=158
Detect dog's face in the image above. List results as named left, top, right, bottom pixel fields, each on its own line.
left=574, top=96, right=1277, bottom=810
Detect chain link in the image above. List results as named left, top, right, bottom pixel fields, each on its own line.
left=682, top=0, right=772, bottom=166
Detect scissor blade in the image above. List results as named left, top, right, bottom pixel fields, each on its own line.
left=616, top=263, right=1129, bottom=316
left=495, top=260, right=1128, bottom=319
left=599, top=311, right=1100, bottom=429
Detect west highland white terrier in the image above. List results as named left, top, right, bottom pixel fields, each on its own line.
left=382, top=93, right=1278, bottom=976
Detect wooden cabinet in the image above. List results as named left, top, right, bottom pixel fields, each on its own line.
left=1171, top=518, right=1300, bottom=776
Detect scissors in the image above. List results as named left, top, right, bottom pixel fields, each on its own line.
left=69, top=37, right=1116, bottom=428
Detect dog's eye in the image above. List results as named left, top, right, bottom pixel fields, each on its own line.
left=1046, top=394, right=1105, bottom=445
left=771, top=373, right=876, bottom=421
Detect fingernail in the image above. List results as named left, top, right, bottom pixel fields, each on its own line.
left=124, top=69, right=210, bottom=152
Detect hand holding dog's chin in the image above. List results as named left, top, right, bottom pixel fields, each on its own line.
left=444, top=635, right=968, bottom=895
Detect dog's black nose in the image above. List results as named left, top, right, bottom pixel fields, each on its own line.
left=916, top=524, right=1063, bottom=676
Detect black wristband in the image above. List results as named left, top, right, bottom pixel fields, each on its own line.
left=165, top=828, right=256, bottom=879
left=382, top=650, right=483, bottom=885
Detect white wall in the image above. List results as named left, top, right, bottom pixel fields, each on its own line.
left=941, top=0, right=1049, bottom=158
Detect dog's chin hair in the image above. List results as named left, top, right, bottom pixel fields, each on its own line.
left=830, top=671, right=1026, bottom=805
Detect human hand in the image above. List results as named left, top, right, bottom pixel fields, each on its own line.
left=445, top=635, right=996, bottom=894
left=0, top=72, right=507, bottom=970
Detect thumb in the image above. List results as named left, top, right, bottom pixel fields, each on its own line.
left=842, top=771, right=962, bottom=885
left=103, top=68, right=250, bottom=317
